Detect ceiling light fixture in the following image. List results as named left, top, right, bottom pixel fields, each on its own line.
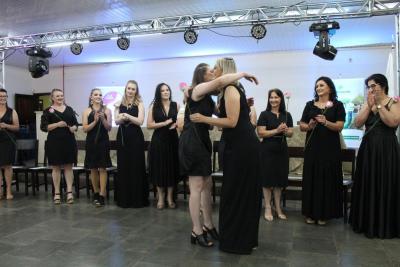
left=117, top=36, right=130, bottom=50
left=309, top=21, right=340, bottom=60
left=70, top=42, right=83, bottom=55
left=251, top=23, right=267, bottom=40
left=184, top=29, right=198, bottom=45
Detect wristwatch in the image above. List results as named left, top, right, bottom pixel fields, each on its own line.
left=376, top=104, right=382, bottom=110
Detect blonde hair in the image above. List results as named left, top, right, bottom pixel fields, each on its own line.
left=215, top=58, right=238, bottom=86
left=50, top=88, right=64, bottom=104
left=117, top=80, right=142, bottom=107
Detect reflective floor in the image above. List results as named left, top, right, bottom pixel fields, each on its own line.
left=0, top=190, right=399, bottom=267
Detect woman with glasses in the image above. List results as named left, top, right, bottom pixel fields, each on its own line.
left=0, top=89, right=19, bottom=200
left=350, top=74, right=400, bottom=238
left=114, top=80, right=149, bottom=208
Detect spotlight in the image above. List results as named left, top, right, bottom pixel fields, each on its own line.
left=251, top=24, right=266, bottom=40
left=26, top=47, right=52, bottom=78
left=70, top=42, right=83, bottom=55
left=117, top=36, right=130, bottom=50
left=309, top=21, right=340, bottom=60
left=184, top=29, right=198, bottom=44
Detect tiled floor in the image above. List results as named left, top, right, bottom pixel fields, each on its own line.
left=0, top=191, right=399, bottom=267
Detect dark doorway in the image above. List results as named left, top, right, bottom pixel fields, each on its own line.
left=15, top=94, right=35, bottom=138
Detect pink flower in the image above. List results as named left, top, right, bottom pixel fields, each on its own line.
left=284, top=92, right=292, bottom=99
left=393, top=96, right=400, bottom=103
left=179, top=82, right=188, bottom=92
left=326, top=101, right=333, bottom=108
left=49, top=107, right=55, bottom=113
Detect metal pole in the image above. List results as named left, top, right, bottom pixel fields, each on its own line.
left=396, top=14, right=400, bottom=140
left=0, top=51, right=4, bottom=88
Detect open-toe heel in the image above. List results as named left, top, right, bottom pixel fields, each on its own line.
left=66, top=192, right=74, bottom=204
left=54, top=193, right=61, bottom=205
left=190, top=231, right=213, bottom=247
left=203, top=225, right=219, bottom=241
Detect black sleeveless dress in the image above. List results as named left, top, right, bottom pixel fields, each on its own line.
left=0, top=107, right=16, bottom=166
left=40, top=106, right=78, bottom=165
left=149, top=102, right=179, bottom=187
left=84, top=108, right=112, bottom=169
left=350, top=101, right=400, bottom=238
left=257, top=110, right=293, bottom=188
left=218, top=85, right=262, bottom=255
left=300, top=100, right=346, bottom=220
left=115, top=104, right=149, bottom=208
left=179, top=94, right=215, bottom=176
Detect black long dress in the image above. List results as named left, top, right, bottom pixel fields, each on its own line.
left=84, top=108, right=112, bottom=169
left=0, top=107, right=16, bottom=166
left=350, top=101, right=400, bottom=238
left=179, top=94, right=215, bottom=177
left=115, top=104, right=149, bottom=208
left=149, top=102, right=179, bottom=187
left=300, top=100, right=346, bottom=220
left=218, top=85, right=262, bottom=255
left=40, top=106, right=78, bottom=165
left=257, top=110, right=293, bottom=188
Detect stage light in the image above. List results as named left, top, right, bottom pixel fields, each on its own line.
left=26, top=47, right=52, bottom=78
left=117, top=36, right=130, bottom=50
left=309, top=21, right=340, bottom=60
left=251, top=24, right=266, bottom=40
left=70, top=42, right=83, bottom=55
left=184, top=29, right=198, bottom=44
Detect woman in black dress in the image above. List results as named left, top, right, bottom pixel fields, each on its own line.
left=257, top=89, right=293, bottom=221
left=0, top=88, right=19, bottom=200
left=114, top=80, right=149, bottom=208
left=299, top=77, right=345, bottom=225
left=180, top=63, right=255, bottom=248
left=190, top=57, right=260, bottom=254
left=82, top=88, right=112, bottom=207
left=40, top=89, right=78, bottom=204
left=350, top=74, right=400, bottom=238
left=147, top=83, right=179, bottom=209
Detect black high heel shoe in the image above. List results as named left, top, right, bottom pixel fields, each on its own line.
left=190, top=231, right=213, bottom=247
left=203, top=225, right=219, bottom=241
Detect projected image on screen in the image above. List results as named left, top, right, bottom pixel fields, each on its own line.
left=334, top=78, right=365, bottom=149
left=98, top=86, right=124, bottom=126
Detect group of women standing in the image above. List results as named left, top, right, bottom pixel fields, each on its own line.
left=0, top=59, right=398, bottom=257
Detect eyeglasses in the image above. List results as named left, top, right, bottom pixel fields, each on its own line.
left=366, top=84, right=378, bottom=90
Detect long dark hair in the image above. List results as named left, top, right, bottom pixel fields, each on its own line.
left=314, top=76, right=338, bottom=101
left=365, top=73, right=389, bottom=94
left=266, top=88, right=286, bottom=113
left=191, top=63, right=209, bottom=88
left=152, top=83, right=172, bottom=114
left=0, top=88, right=8, bottom=108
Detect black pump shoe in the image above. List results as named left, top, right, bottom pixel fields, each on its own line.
left=203, top=225, right=219, bottom=241
left=190, top=231, right=213, bottom=247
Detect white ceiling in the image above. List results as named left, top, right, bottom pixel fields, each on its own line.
left=0, top=0, right=396, bottom=67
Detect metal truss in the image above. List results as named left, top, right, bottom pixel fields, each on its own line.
left=0, top=0, right=399, bottom=51
left=0, top=52, right=5, bottom=88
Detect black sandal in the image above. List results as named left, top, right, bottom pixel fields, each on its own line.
left=190, top=231, right=213, bottom=247
left=203, top=225, right=219, bottom=241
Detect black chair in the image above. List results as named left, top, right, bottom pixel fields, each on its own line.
left=284, top=147, right=356, bottom=223
left=211, top=140, right=223, bottom=203
left=11, top=139, right=39, bottom=195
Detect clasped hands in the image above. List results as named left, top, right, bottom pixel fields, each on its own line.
left=308, top=114, right=327, bottom=130
left=56, top=121, right=76, bottom=133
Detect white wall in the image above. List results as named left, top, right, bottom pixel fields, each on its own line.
left=36, top=46, right=390, bottom=124
left=4, top=65, right=33, bottom=108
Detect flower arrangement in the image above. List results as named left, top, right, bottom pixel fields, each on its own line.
left=304, top=101, right=333, bottom=149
